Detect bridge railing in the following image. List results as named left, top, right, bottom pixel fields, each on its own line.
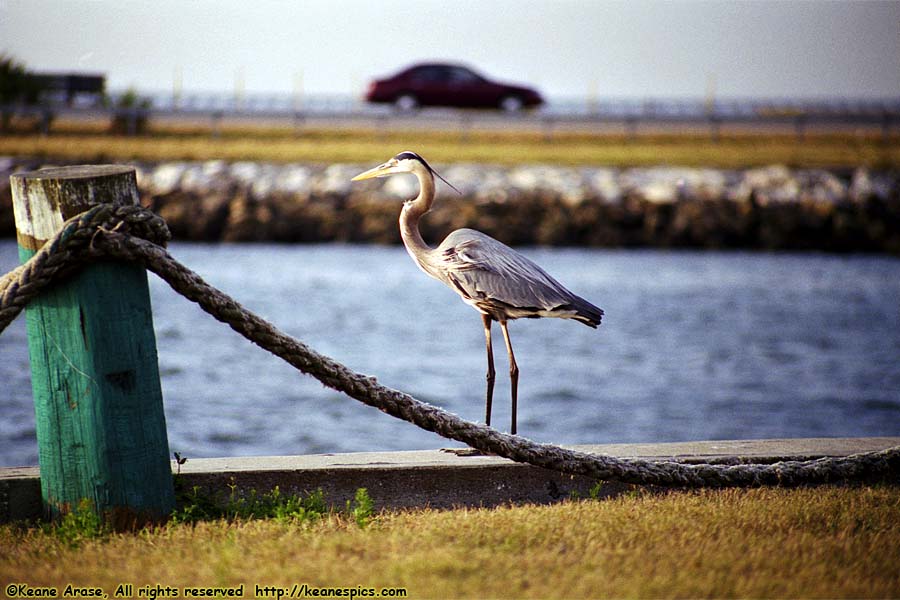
left=3, top=93, right=898, bottom=139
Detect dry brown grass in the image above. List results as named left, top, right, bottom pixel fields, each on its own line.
left=0, top=118, right=896, bottom=168
left=2, top=485, right=898, bottom=598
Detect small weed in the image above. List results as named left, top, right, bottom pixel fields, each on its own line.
left=348, top=488, right=374, bottom=529
left=588, top=481, right=604, bottom=500
left=170, top=484, right=222, bottom=524
left=45, top=498, right=110, bottom=547
left=625, top=487, right=649, bottom=500
left=171, top=482, right=369, bottom=527
left=173, top=452, right=188, bottom=475
left=172, top=483, right=327, bottom=524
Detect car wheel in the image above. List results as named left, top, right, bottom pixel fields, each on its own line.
left=500, top=95, right=524, bottom=112
left=395, top=94, right=419, bottom=111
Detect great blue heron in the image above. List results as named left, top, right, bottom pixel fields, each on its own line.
left=352, top=151, right=603, bottom=435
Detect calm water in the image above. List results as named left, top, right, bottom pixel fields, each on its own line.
left=2, top=241, right=899, bottom=466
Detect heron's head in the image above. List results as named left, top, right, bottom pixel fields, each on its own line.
left=352, top=151, right=460, bottom=193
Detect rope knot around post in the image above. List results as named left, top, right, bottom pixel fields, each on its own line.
left=84, top=203, right=172, bottom=247
left=1, top=204, right=170, bottom=334
left=1, top=164, right=899, bottom=510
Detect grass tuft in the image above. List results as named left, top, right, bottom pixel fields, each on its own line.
left=44, top=498, right=110, bottom=548
left=347, top=488, right=375, bottom=529
left=171, top=481, right=335, bottom=526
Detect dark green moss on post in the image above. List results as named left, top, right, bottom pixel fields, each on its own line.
left=11, top=165, right=174, bottom=527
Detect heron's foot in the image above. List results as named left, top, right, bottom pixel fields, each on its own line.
left=440, top=447, right=493, bottom=457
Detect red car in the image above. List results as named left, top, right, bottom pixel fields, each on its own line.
left=364, top=63, right=544, bottom=112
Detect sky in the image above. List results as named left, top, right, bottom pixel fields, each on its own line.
left=1, top=0, right=898, bottom=101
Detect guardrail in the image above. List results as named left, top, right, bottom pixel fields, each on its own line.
left=3, top=93, right=899, bottom=139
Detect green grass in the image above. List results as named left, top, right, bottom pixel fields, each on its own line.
left=0, top=119, right=896, bottom=168
left=47, top=498, right=109, bottom=548
left=170, top=483, right=333, bottom=527
left=35, top=484, right=374, bottom=548
left=2, top=485, right=898, bottom=598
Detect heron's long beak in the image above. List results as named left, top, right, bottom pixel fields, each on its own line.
left=351, top=161, right=398, bottom=181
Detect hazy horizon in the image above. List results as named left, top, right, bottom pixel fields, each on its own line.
left=2, top=0, right=899, bottom=100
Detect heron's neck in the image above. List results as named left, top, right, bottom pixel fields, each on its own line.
left=399, top=172, right=439, bottom=274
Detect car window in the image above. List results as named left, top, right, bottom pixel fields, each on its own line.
left=448, top=67, right=483, bottom=83
left=410, top=66, right=449, bottom=82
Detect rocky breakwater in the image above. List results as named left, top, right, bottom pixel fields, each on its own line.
left=1, top=157, right=898, bottom=252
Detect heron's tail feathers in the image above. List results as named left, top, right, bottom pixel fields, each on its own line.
left=567, top=296, right=604, bottom=329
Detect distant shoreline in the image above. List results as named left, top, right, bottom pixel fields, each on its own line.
left=2, top=157, right=898, bottom=253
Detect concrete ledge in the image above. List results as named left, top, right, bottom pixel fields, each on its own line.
left=3, top=437, right=898, bottom=522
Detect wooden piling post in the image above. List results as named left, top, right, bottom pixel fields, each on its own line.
left=11, top=165, right=175, bottom=527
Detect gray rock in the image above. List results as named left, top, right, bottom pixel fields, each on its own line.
left=274, top=164, right=313, bottom=195
left=315, top=164, right=357, bottom=196
left=737, top=164, right=800, bottom=204
left=508, top=165, right=587, bottom=205
left=179, top=160, right=230, bottom=194
left=584, top=168, right=622, bottom=204
left=434, top=164, right=484, bottom=199
left=229, top=161, right=262, bottom=184
left=146, top=162, right=188, bottom=195
left=620, top=168, right=681, bottom=204
left=798, top=169, right=847, bottom=205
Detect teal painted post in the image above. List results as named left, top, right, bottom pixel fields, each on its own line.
left=11, top=165, right=175, bottom=527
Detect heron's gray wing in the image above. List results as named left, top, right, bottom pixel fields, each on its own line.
left=436, top=229, right=576, bottom=311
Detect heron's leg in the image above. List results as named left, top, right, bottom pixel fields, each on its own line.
left=499, top=320, right=519, bottom=435
left=481, top=313, right=495, bottom=427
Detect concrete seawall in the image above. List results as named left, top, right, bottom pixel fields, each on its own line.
left=1, top=157, right=898, bottom=252
left=3, top=437, right=898, bottom=522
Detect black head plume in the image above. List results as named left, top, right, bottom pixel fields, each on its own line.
left=394, top=151, right=461, bottom=195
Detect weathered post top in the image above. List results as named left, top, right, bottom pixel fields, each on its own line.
left=11, top=165, right=139, bottom=251
left=11, top=164, right=174, bottom=528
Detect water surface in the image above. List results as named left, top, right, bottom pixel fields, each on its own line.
left=1, top=242, right=899, bottom=466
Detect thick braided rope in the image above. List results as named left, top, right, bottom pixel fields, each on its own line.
left=0, top=204, right=170, bottom=332
left=2, top=210, right=899, bottom=487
